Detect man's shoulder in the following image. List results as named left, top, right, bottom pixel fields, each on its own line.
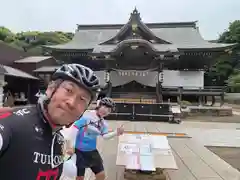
left=12, top=105, right=36, bottom=117
left=0, top=105, right=37, bottom=122
left=74, top=110, right=96, bottom=126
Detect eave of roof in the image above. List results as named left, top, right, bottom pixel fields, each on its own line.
left=14, top=56, right=52, bottom=63
left=34, top=66, right=60, bottom=73
left=3, top=65, right=38, bottom=80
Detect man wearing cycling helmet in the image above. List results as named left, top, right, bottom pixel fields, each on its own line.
left=0, top=64, right=100, bottom=179
left=68, top=97, right=124, bottom=180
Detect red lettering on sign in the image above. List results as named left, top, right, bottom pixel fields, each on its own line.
left=36, top=168, right=59, bottom=180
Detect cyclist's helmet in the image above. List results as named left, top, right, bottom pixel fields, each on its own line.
left=99, top=97, right=115, bottom=109
left=52, top=64, right=101, bottom=101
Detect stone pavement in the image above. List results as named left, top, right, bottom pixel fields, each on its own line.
left=148, top=121, right=240, bottom=147
left=62, top=120, right=240, bottom=147
left=61, top=120, right=240, bottom=180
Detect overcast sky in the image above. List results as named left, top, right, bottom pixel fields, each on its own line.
left=1, top=0, right=239, bottom=40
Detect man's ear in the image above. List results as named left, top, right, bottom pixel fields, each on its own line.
left=45, top=81, right=56, bottom=97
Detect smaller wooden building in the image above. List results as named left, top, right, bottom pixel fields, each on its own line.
left=1, top=65, right=39, bottom=106
left=13, top=56, right=57, bottom=75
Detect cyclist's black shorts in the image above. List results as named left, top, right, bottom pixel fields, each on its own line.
left=75, top=148, right=104, bottom=176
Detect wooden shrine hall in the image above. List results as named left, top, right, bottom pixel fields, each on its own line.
left=36, top=8, right=235, bottom=122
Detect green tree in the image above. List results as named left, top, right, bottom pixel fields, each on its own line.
left=0, top=27, right=15, bottom=41
left=206, top=20, right=240, bottom=89
left=0, top=28, right=74, bottom=54
left=222, top=21, right=240, bottom=91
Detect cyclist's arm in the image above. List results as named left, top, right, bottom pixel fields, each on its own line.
left=66, top=125, right=79, bottom=147
left=66, top=118, right=88, bottom=146
left=102, top=131, right=117, bottom=140
left=101, top=123, right=117, bottom=140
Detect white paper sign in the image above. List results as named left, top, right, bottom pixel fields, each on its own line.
left=126, top=155, right=140, bottom=170
left=140, top=155, right=156, bottom=171
left=120, top=143, right=139, bottom=154
left=156, top=149, right=172, bottom=156
left=151, top=136, right=170, bottom=149
left=140, top=144, right=152, bottom=155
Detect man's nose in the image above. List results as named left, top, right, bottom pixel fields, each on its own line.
left=66, top=96, right=76, bottom=109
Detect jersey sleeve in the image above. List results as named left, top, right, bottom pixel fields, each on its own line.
left=0, top=113, right=13, bottom=155
left=101, top=121, right=109, bottom=135
left=73, top=117, right=87, bottom=130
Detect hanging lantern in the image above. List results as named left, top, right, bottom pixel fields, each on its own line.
left=104, top=71, right=110, bottom=82
left=160, top=55, right=164, bottom=60
left=158, top=72, right=164, bottom=83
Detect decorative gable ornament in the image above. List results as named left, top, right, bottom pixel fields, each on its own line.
left=131, top=23, right=138, bottom=32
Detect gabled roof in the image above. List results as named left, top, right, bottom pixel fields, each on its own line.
left=44, top=9, right=235, bottom=52
left=102, top=8, right=171, bottom=45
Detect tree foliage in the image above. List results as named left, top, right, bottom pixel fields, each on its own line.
left=205, top=20, right=240, bottom=91
left=0, top=27, right=73, bottom=54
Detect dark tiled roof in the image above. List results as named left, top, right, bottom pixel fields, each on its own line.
left=0, top=41, right=34, bottom=65
left=2, top=65, right=38, bottom=79
left=44, top=21, right=235, bottom=51
left=0, top=65, right=7, bottom=74
left=14, top=56, right=52, bottom=63
left=33, top=66, right=60, bottom=73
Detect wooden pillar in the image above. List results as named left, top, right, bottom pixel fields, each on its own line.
left=211, top=96, right=216, bottom=106
left=0, top=75, right=5, bottom=107
left=178, top=87, right=183, bottom=106
left=220, top=94, right=224, bottom=106
left=198, top=96, right=203, bottom=106
left=103, top=59, right=112, bottom=97
left=220, top=87, right=225, bottom=107
left=204, top=96, right=207, bottom=104
left=156, top=62, right=164, bottom=103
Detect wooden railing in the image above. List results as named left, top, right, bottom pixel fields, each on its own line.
left=163, top=86, right=225, bottom=93
left=112, top=98, right=156, bottom=104
left=111, top=92, right=157, bottom=104
left=111, top=92, right=156, bottom=98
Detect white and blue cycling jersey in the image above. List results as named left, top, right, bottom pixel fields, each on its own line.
left=73, top=110, right=108, bottom=151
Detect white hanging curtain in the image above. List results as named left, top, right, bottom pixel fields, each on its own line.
left=110, top=70, right=158, bottom=87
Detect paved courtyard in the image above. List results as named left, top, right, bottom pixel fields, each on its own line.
left=61, top=119, right=240, bottom=180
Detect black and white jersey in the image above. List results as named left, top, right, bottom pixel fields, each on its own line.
left=0, top=105, right=64, bottom=179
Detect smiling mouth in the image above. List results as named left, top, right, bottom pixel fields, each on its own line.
left=57, top=107, right=67, bottom=113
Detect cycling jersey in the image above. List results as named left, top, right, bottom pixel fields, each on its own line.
left=0, top=105, right=64, bottom=179
left=74, top=110, right=108, bottom=151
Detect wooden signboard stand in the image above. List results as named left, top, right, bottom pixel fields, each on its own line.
left=116, top=133, right=178, bottom=180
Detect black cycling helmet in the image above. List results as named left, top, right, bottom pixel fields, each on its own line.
left=99, top=97, right=115, bottom=109
left=52, top=64, right=101, bottom=101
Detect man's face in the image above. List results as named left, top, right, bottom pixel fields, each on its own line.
left=46, top=80, right=92, bottom=125
left=97, top=106, right=111, bottom=118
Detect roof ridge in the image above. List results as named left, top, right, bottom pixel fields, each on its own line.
left=77, top=21, right=197, bottom=30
